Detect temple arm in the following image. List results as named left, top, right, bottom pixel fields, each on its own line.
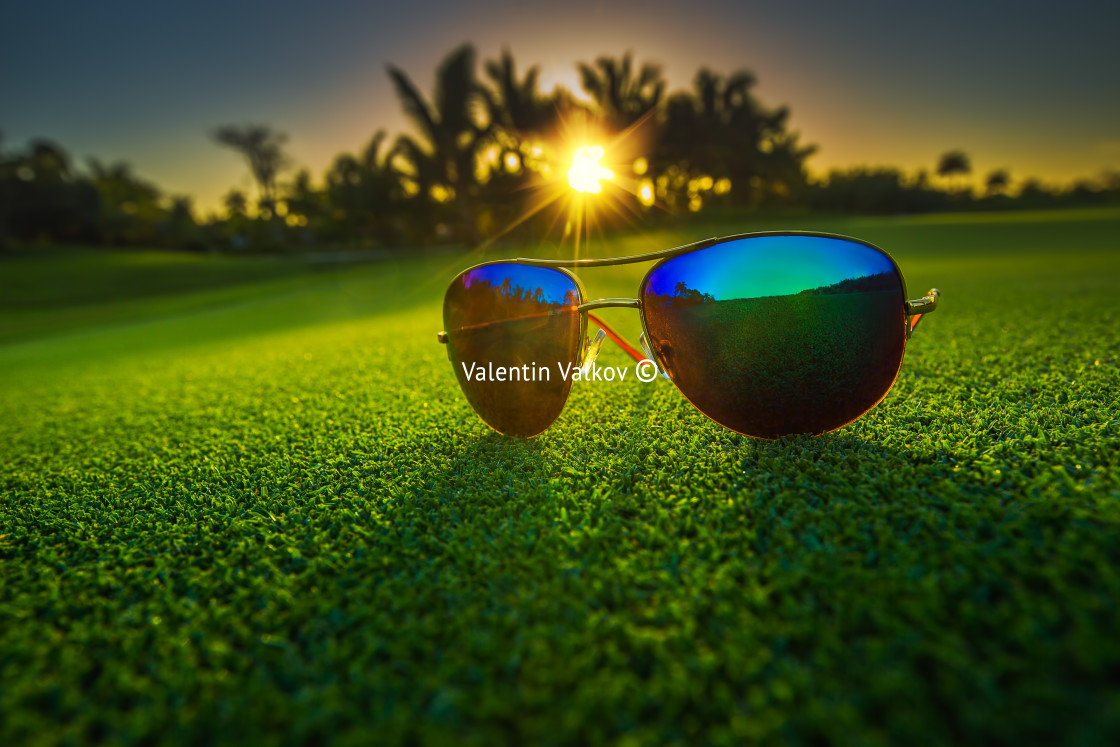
left=906, top=288, right=940, bottom=335
left=586, top=312, right=646, bottom=363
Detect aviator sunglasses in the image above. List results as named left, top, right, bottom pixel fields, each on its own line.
left=437, top=232, right=940, bottom=438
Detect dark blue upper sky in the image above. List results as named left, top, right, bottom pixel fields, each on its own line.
left=4, top=0, right=1118, bottom=212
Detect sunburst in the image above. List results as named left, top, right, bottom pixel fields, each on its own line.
left=424, top=108, right=661, bottom=296
left=567, top=146, right=614, bottom=194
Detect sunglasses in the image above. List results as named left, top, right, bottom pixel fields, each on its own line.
left=437, top=232, right=940, bottom=438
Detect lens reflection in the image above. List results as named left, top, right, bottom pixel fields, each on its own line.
left=444, top=263, right=582, bottom=437
left=641, top=236, right=907, bottom=438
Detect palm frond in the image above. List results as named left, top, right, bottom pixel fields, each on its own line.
left=435, top=44, right=477, bottom=137
left=360, top=131, right=387, bottom=172
left=387, top=65, right=439, bottom=144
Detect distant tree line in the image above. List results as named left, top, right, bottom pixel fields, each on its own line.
left=2, top=44, right=1118, bottom=253
left=807, top=149, right=1120, bottom=215
left=0, top=136, right=204, bottom=251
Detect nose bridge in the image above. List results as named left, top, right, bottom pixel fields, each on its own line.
left=578, top=298, right=641, bottom=312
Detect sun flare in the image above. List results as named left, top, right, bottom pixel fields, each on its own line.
left=567, top=146, right=614, bottom=194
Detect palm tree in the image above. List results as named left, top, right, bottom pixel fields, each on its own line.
left=936, top=150, right=972, bottom=193
left=475, top=49, right=578, bottom=241
left=323, top=131, right=400, bottom=242
left=224, top=189, right=248, bottom=217
left=656, top=68, right=814, bottom=207
left=577, top=53, right=664, bottom=132
left=4, top=140, right=98, bottom=244
left=87, top=158, right=162, bottom=245
left=212, top=124, right=290, bottom=215
left=985, top=168, right=1010, bottom=195
left=386, top=44, right=490, bottom=243
left=484, top=49, right=554, bottom=136
left=23, top=140, right=73, bottom=182
left=283, top=170, right=318, bottom=221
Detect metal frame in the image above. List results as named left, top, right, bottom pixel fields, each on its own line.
left=439, top=231, right=939, bottom=345
left=578, top=298, right=641, bottom=311
left=907, top=289, right=940, bottom=314
left=436, top=230, right=941, bottom=438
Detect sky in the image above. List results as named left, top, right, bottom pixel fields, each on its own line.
left=3, top=0, right=1118, bottom=215
left=645, top=236, right=898, bottom=300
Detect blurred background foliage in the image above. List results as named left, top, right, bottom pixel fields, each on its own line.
left=2, top=43, right=1118, bottom=255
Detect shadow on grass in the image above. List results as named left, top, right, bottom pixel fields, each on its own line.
left=419, top=419, right=938, bottom=519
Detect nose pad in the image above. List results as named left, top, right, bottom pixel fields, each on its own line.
left=580, top=328, right=607, bottom=376
left=639, top=333, right=670, bottom=380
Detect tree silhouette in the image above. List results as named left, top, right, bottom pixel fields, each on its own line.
left=1018, top=178, right=1053, bottom=202
left=936, top=150, right=972, bottom=192
left=15, top=43, right=1119, bottom=254
left=163, top=196, right=201, bottom=250
left=1, top=140, right=98, bottom=245
left=985, top=168, right=1010, bottom=195
left=812, top=167, right=947, bottom=214
left=283, top=170, right=320, bottom=228
left=0, top=132, right=10, bottom=249
left=23, top=140, right=74, bottom=182
left=322, top=131, right=401, bottom=242
left=212, top=124, right=290, bottom=215
left=578, top=53, right=664, bottom=132
left=87, top=158, right=163, bottom=245
left=474, top=49, right=578, bottom=240
left=386, top=44, right=490, bottom=243
left=484, top=49, right=555, bottom=136
left=656, top=68, right=814, bottom=208
left=223, top=189, right=248, bottom=217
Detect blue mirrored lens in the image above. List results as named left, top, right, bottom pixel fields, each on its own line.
left=641, top=235, right=907, bottom=437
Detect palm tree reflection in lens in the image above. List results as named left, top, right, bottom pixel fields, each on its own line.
left=443, top=264, right=583, bottom=437
left=641, top=236, right=907, bottom=439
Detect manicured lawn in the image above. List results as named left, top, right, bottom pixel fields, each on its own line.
left=2, top=209, right=1119, bottom=744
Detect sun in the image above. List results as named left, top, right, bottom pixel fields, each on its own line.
left=567, top=146, right=614, bottom=194
left=456, top=115, right=656, bottom=265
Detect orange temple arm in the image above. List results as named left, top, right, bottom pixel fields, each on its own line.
left=586, top=312, right=647, bottom=364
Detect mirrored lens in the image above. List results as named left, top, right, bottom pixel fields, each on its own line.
left=641, top=235, right=907, bottom=438
left=444, top=263, right=583, bottom=437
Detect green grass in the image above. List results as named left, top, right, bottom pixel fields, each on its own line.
left=2, top=209, right=1119, bottom=745
left=0, top=247, right=322, bottom=345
